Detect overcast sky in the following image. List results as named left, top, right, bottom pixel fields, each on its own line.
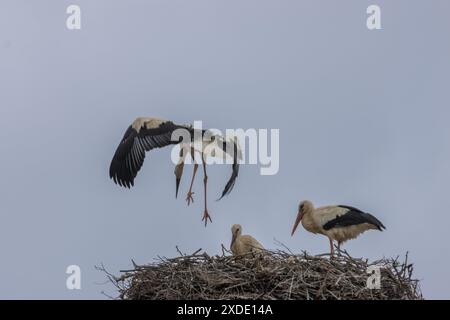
left=1, top=0, right=449, bottom=299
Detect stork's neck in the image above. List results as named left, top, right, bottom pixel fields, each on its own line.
left=230, top=233, right=240, bottom=252
left=231, top=231, right=241, bottom=246
left=302, top=207, right=321, bottom=234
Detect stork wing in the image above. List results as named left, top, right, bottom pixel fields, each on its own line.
left=109, top=119, right=187, bottom=188
left=218, top=136, right=242, bottom=200
left=323, top=206, right=386, bottom=231
left=241, top=235, right=264, bottom=251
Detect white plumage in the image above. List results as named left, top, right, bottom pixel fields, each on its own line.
left=291, top=200, right=385, bottom=256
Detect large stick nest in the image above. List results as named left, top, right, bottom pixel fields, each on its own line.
left=100, top=247, right=422, bottom=300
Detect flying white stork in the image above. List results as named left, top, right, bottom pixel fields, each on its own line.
left=230, top=224, right=264, bottom=256
left=109, top=117, right=242, bottom=226
left=291, top=200, right=385, bottom=256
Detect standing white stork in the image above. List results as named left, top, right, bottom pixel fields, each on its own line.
left=230, top=224, right=264, bottom=256
left=109, top=117, right=241, bottom=226
left=291, top=200, right=385, bottom=256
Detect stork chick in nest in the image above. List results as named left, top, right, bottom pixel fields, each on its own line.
left=230, top=224, right=264, bottom=256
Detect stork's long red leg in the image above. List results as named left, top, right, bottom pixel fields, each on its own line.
left=186, top=163, right=198, bottom=206
left=201, top=155, right=211, bottom=226
left=329, top=238, right=334, bottom=257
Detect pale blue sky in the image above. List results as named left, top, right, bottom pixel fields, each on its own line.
left=0, top=0, right=449, bottom=299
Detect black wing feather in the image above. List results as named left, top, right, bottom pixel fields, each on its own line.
left=323, top=206, right=386, bottom=231
left=218, top=138, right=239, bottom=200
left=109, top=121, right=185, bottom=188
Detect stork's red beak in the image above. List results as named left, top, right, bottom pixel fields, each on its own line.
left=291, top=211, right=304, bottom=236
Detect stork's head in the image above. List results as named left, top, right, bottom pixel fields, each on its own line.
left=231, top=224, right=242, bottom=247
left=291, top=200, right=313, bottom=236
